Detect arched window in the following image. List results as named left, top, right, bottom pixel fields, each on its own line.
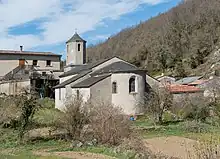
left=78, top=43, right=81, bottom=51
left=129, top=76, right=136, bottom=93
left=112, top=82, right=117, bottom=94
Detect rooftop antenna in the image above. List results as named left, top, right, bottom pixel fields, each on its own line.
left=75, top=28, right=77, bottom=34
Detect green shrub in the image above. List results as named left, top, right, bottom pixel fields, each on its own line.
left=176, top=109, right=185, bottom=120
left=183, top=103, right=210, bottom=122
left=33, top=108, right=62, bottom=127
left=37, top=98, right=55, bottom=109
left=180, top=121, right=211, bottom=133
left=134, top=115, right=156, bottom=127
left=163, top=111, right=176, bottom=122
left=205, top=117, right=220, bottom=127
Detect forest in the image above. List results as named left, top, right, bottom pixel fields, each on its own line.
left=87, top=0, right=220, bottom=78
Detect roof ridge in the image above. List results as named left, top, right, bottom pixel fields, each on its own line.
left=66, top=33, right=86, bottom=43
left=0, top=50, right=61, bottom=57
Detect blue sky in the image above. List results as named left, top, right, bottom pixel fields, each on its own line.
left=0, top=0, right=181, bottom=59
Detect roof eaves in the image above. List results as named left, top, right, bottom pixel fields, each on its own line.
left=54, top=71, right=91, bottom=89
left=170, top=89, right=203, bottom=94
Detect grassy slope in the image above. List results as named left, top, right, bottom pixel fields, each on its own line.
left=0, top=127, right=133, bottom=159
left=87, top=0, right=220, bottom=76
left=134, top=118, right=220, bottom=143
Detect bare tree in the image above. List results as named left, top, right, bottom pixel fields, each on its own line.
left=143, top=85, right=173, bottom=124
left=57, top=94, right=90, bottom=140
left=89, top=101, right=131, bottom=145
left=87, top=0, right=220, bottom=75
left=203, top=77, right=220, bottom=117
left=16, top=90, right=41, bottom=142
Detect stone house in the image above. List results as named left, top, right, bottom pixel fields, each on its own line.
left=167, top=84, right=204, bottom=105
left=155, top=74, right=176, bottom=85
left=54, top=33, right=154, bottom=115
left=0, top=46, right=61, bottom=97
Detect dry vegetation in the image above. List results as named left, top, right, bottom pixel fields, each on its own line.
left=88, top=0, right=220, bottom=77
left=1, top=88, right=220, bottom=158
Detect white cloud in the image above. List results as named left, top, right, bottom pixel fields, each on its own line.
left=0, top=0, right=168, bottom=50
left=88, top=34, right=111, bottom=42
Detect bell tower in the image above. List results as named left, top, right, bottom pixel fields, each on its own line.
left=66, top=32, right=86, bottom=66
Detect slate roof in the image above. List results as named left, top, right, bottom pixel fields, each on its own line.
left=66, top=33, right=86, bottom=43
left=60, top=65, right=90, bottom=78
left=71, top=74, right=111, bottom=88
left=157, top=76, right=176, bottom=81
left=53, top=70, right=91, bottom=89
left=175, top=76, right=203, bottom=85
left=167, top=84, right=203, bottom=94
left=3, top=65, right=38, bottom=81
left=56, top=57, right=145, bottom=89
left=0, top=50, right=61, bottom=57
left=59, top=57, right=115, bottom=78
left=91, top=61, right=142, bottom=75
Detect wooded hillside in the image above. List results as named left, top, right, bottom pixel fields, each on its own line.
left=87, top=0, right=220, bottom=77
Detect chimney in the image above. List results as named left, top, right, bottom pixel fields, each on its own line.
left=20, top=45, right=23, bottom=52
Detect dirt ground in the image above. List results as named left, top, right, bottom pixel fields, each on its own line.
left=1, top=136, right=202, bottom=159
left=33, top=150, right=115, bottom=159
left=33, top=136, right=197, bottom=159
left=145, top=136, right=198, bottom=159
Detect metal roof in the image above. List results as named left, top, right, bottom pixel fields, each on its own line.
left=0, top=50, right=61, bottom=57
left=175, top=76, right=203, bottom=85
left=66, top=33, right=86, bottom=43
left=71, top=74, right=111, bottom=88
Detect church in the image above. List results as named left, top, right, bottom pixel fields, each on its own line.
left=54, top=33, right=154, bottom=115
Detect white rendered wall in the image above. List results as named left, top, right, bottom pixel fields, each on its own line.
left=0, top=80, right=30, bottom=95
left=72, top=88, right=90, bottom=102
left=111, top=73, right=146, bottom=115
left=90, top=76, right=112, bottom=104
left=55, top=88, right=66, bottom=110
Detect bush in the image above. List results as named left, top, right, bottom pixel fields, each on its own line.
left=188, top=137, right=220, bottom=159
left=56, top=95, right=132, bottom=146
left=180, top=121, right=211, bottom=133
left=37, top=98, right=55, bottom=109
left=163, top=111, right=177, bottom=122
left=89, top=101, right=131, bottom=146
left=0, top=97, right=21, bottom=128
left=205, top=117, right=220, bottom=127
left=33, top=108, right=62, bottom=127
left=56, top=95, right=90, bottom=140
left=116, top=136, right=151, bottom=158
left=179, top=96, right=211, bottom=122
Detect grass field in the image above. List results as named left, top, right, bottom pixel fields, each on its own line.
left=134, top=117, right=220, bottom=142
left=1, top=109, right=220, bottom=159
left=0, top=128, right=135, bottom=159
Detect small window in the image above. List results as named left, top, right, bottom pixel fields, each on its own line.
left=78, top=43, right=81, bottom=51
left=67, top=44, right=70, bottom=53
left=129, top=76, right=136, bottom=93
left=33, top=60, right=38, bottom=66
left=76, top=90, right=80, bottom=99
left=59, top=88, right=61, bottom=100
left=42, top=72, right=46, bottom=76
left=46, top=60, right=51, bottom=66
left=112, top=82, right=117, bottom=94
